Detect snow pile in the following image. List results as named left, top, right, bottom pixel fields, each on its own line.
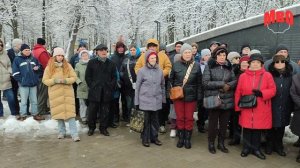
left=0, top=115, right=88, bottom=137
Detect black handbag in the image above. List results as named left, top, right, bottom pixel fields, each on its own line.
left=238, top=74, right=263, bottom=108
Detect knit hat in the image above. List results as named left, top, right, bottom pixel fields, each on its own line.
left=78, top=42, right=88, bottom=49
left=79, top=50, right=90, bottom=59
left=275, top=44, right=288, bottom=54
left=249, top=49, right=261, bottom=56
left=20, top=44, right=30, bottom=51
left=180, top=43, right=193, bottom=55
left=52, top=47, right=65, bottom=57
left=249, top=53, right=264, bottom=64
left=37, top=38, right=46, bottom=45
left=94, top=44, right=108, bottom=51
left=272, top=54, right=286, bottom=63
left=227, top=52, right=241, bottom=62
left=145, top=50, right=158, bottom=63
left=239, top=56, right=250, bottom=64
left=201, top=49, right=211, bottom=57
left=241, top=44, right=251, bottom=53
left=212, top=46, right=228, bottom=58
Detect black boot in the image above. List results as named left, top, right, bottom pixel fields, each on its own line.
left=217, top=137, right=229, bottom=153
left=297, top=150, right=300, bottom=163
left=184, top=130, right=192, bottom=149
left=265, top=141, right=273, bottom=155
left=253, top=150, right=266, bottom=160
left=100, top=128, right=110, bottom=136
left=176, top=130, right=185, bottom=148
left=87, top=129, right=94, bottom=136
left=208, top=141, right=216, bottom=154
left=294, top=138, right=300, bottom=147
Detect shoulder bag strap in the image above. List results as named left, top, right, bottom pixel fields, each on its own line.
left=127, top=58, right=133, bottom=84
left=182, top=61, right=195, bottom=87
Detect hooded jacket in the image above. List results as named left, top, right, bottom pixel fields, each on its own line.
left=0, top=49, right=12, bottom=90
left=134, top=39, right=172, bottom=77
left=32, top=44, right=50, bottom=70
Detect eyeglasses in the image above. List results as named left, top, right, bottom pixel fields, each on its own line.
left=275, top=60, right=285, bottom=64
left=234, top=57, right=240, bottom=60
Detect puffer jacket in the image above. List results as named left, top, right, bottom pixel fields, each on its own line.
left=169, top=58, right=202, bottom=102
left=235, top=68, right=276, bottom=129
left=75, top=60, right=89, bottom=99
left=42, top=62, right=77, bottom=120
left=134, top=38, right=172, bottom=77
left=202, top=58, right=236, bottom=110
left=0, top=50, right=12, bottom=90
left=12, top=54, right=41, bottom=87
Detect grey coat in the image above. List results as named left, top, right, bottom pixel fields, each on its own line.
left=135, top=64, right=166, bottom=111
left=290, top=74, right=300, bottom=136
left=202, top=58, right=237, bottom=110
left=75, top=60, right=89, bottom=99
left=0, top=50, right=12, bottom=90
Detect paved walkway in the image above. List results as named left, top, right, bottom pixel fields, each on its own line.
left=0, top=121, right=299, bottom=168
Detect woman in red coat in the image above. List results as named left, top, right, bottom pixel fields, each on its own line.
left=235, top=53, right=276, bottom=160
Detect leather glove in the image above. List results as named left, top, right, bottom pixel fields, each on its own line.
left=223, top=84, right=230, bottom=92
left=252, top=89, right=263, bottom=97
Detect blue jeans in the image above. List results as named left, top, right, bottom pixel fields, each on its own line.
left=0, top=89, right=17, bottom=116
left=57, top=118, right=79, bottom=138
left=19, top=86, right=38, bottom=117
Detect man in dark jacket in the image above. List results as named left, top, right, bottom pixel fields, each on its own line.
left=12, top=44, right=43, bottom=121
left=7, top=38, right=22, bottom=115
left=110, top=41, right=129, bottom=122
left=85, top=44, right=117, bottom=136
left=32, top=38, right=50, bottom=118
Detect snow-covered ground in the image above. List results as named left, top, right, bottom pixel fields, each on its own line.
left=0, top=100, right=88, bottom=138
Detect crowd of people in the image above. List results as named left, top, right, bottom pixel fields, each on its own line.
left=0, top=37, right=300, bottom=163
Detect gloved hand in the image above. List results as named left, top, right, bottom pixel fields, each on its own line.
left=222, top=84, right=230, bottom=92
left=252, top=89, right=263, bottom=97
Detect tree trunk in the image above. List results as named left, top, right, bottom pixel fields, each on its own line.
left=0, top=24, right=3, bottom=38
left=42, top=0, right=46, bottom=39
left=66, top=6, right=81, bottom=60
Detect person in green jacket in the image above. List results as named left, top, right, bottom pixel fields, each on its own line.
left=75, top=50, right=90, bottom=124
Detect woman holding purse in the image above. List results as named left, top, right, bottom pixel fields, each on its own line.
left=135, top=50, right=165, bottom=147
left=202, top=46, right=236, bottom=154
left=235, top=53, right=276, bottom=160
left=169, top=43, right=202, bottom=149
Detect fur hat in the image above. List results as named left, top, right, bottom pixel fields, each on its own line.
left=20, top=44, right=30, bottom=51
left=212, top=46, right=228, bottom=58
left=53, top=47, right=65, bottom=57
left=180, top=43, right=193, bottom=55
left=227, top=52, right=241, bottom=63
left=37, top=38, right=46, bottom=45
left=249, top=53, right=264, bottom=64
left=272, top=54, right=286, bottom=63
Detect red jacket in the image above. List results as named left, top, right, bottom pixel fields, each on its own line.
left=32, top=44, right=50, bottom=69
left=235, top=68, right=276, bottom=129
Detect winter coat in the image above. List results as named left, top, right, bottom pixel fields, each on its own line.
left=134, top=39, right=172, bottom=77
left=290, top=74, right=300, bottom=136
left=69, top=53, right=79, bottom=69
left=135, top=64, right=166, bottom=111
left=202, top=59, right=237, bottom=110
left=120, top=55, right=139, bottom=96
left=0, top=50, right=12, bottom=90
left=264, top=57, right=299, bottom=75
left=235, top=68, right=276, bottom=129
left=75, top=60, right=89, bottom=99
left=42, top=62, right=77, bottom=120
left=85, top=57, right=117, bottom=103
left=169, top=59, right=202, bottom=102
left=12, top=54, right=41, bottom=87
left=110, top=52, right=127, bottom=71
left=269, top=64, right=293, bottom=127
left=194, top=52, right=201, bottom=63
left=7, top=48, right=17, bottom=63
left=32, top=44, right=50, bottom=70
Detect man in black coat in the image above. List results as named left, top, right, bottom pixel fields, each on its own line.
left=85, top=44, right=117, bottom=136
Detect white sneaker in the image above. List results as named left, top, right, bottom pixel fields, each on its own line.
left=57, top=134, right=66, bottom=139
left=73, top=136, right=80, bottom=142
left=170, top=129, right=176, bottom=138
left=159, top=126, right=166, bottom=133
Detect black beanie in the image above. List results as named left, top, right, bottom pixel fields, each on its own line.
left=241, top=44, right=251, bottom=52
left=37, top=38, right=46, bottom=45
left=20, top=44, right=30, bottom=51
left=249, top=53, right=264, bottom=64
left=275, top=44, right=288, bottom=54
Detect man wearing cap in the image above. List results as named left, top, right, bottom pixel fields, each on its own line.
left=85, top=44, right=117, bottom=136
left=12, top=44, right=43, bottom=121
left=264, top=44, right=299, bottom=74
left=32, top=38, right=50, bottom=118
left=169, top=41, right=184, bottom=64
left=209, top=41, right=221, bottom=53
